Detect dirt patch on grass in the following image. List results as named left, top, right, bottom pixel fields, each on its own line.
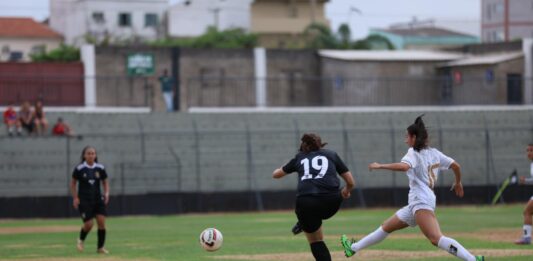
left=0, top=225, right=79, bottom=235
left=213, top=249, right=533, bottom=261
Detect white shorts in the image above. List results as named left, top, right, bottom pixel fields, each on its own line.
left=395, top=203, right=435, bottom=227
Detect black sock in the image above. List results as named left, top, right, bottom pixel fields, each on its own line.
left=97, top=229, right=106, bottom=249
left=310, top=241, right=331, bottom=261
left=79, top=228, right=89, bottom=241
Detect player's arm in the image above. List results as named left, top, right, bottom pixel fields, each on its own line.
left=449, top=161, right=464, bottom=198
left=519, top=176, right=533, bottom=185
left=369, top=162, right=410, bottom=172
left=340, top=171, right=355, bottom=199
left=70, top=178, right=79, bottom=209
left=272, top=168, right=287, bottom=179
left=102, top=179, right=110, bottom=205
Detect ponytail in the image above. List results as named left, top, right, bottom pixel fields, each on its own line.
left=407, top=114, right=428, bottom=152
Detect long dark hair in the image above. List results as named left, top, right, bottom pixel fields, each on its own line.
left=80, top=146, right=98, bottom=163
left=299, top=133, right=327, bottom=153
left=407, top=115, right=428, bottom=152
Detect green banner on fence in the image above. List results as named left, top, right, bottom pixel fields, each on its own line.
left=126, top=53, right=154, bottom=76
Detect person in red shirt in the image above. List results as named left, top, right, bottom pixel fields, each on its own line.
left=3, top=103, right=21, bottom=136
left=52, top=117, right=72, bottom=137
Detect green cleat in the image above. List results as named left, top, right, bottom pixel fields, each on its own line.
left=475, top=256, right=485, bottom=261
left=340, top=234, right=355, bottom=257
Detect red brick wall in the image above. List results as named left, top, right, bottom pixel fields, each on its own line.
left=0, top=62, right=84, bottom=106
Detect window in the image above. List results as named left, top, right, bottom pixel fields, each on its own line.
left=494, top=3, right=504, bottom=14
left=92, top=12, right=105, bottom=24
left=145, top=13, right=158, bottom=27
left=486, top=3, right=491, bottom=20
left=9, top=51, right=23, bottom=62
left=118, top=13, right=131, bottom=27
left=288, top=2, right=298, bottom=18
left=30, top=45, right=45, bottom=55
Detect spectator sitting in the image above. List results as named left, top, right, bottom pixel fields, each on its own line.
left=34, top=100, right=48, bottom=136
left=18, top=101, right=35, bottom=135
left=3, top=103, right=22, bottom=136
left=52, top=117, right=73, bottom=137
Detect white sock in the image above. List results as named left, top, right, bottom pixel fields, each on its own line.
left=523, top=225, right=532, bottom=238
left=437, top=236, right=476, bottom=261
left=351, top=226, right=389, bottom=252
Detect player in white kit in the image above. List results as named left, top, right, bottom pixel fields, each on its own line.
left=514, top=143, right=533, bottom=245
left=341, top=115, right=484, bottom=261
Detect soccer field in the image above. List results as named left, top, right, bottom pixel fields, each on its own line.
left=0, top=204, right=532, bottom=261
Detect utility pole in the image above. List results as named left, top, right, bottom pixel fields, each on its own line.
left=209, top=7, right=221, bottom=30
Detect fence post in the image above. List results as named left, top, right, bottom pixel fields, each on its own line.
left=136, top=116, right=146, bottom=163
left=193, top=119, right=202, bottom=211
left=120, top=162, right=125, bottom=215
left=388, top=116, right=398, bottom=206
left=342, top=116, right=366, bottom=207
left=65, top=136, right=71, bottom=217
left=245, top=121, right=263, bottom=211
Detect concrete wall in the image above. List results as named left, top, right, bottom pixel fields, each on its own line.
left=94, top=46, right=172, bottom=109
left=320, top=58, right=441, bottom=106
left=265, top=49, right=321, bottom=106
left=180, top=48, right=255, bottom=109
left=440, top=57, right=525, bottom=105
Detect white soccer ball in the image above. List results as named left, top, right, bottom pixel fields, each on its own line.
left=199, top=228, right=223, bottom=251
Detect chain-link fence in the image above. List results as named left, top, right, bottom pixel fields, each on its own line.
left=1, top=111, right=532, bottom=216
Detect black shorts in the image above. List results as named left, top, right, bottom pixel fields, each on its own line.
left=78, top=198, right=107, bottom=222
left=295, top=192, right=343, bottom=233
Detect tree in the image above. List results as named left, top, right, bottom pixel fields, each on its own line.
left=303, top=23, right=339, bottom=49
left=30, top=44, right=80, bottom=62
left=303, top=23, right=395, bottom=50
left=151, top=27, right=258, bottom=48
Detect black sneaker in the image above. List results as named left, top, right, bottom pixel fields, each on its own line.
left=292, top=222, right=302, bottom=235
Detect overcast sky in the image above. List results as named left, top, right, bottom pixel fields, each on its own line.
left=0, top=0, right=481, bottom=38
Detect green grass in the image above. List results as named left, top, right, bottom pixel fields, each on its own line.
left=0, top=204, right=530, bottom=260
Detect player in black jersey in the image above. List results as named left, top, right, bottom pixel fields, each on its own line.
left=70, top=146, right=110, bottom=254
left=273, top=133, right=355, bottom=261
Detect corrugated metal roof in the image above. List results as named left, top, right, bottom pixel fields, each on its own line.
left=318, top=50, right=464, bottom=61
left=437, top=52, right=524, bottom=67
left=376, top=27, right=475, bottom=38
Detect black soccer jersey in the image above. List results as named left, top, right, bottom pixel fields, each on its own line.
left=72, top=162, right=108, bottom=201
left=282, top=149, right=349, bottom=196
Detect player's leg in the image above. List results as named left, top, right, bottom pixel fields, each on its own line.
left=96, top=215, right=108, bottom=254
left=305, top=226, right=331, bottom=261
left=415, top=209, right=481, bottom=261
left=78, top=219, right=93, bottom=252
left=342, top=206, right=410, bottom=257
left=296, top=195, right=331, bottom=261
left=95, top=197, right=109, bottom=254
left=515, top=199, right=533, bottom=244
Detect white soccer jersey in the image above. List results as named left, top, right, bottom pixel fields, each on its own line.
left=401, top=147, right=454, bottom=207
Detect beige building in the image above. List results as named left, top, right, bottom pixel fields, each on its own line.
left=251, top=0, right=329, bottom=48
left=482, top=0, right=533, bottom=42
left=0, top=18, right=62, bottom=62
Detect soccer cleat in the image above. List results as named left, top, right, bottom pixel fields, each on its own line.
left=76, top=239, right=84, bottom=252
left=291, top=222, right=302, bottom=235
left=97, top=248, right=109, bottom=254
left=475, top=255, right=485, bottom=261
left=340, top=234, right=355, bottom=257
left=514, top=237, right=531, bottom=245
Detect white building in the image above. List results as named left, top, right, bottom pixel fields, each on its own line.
left=50, top=0, right=168, bottom=45
left=168, top=0, right=251, bottom=37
